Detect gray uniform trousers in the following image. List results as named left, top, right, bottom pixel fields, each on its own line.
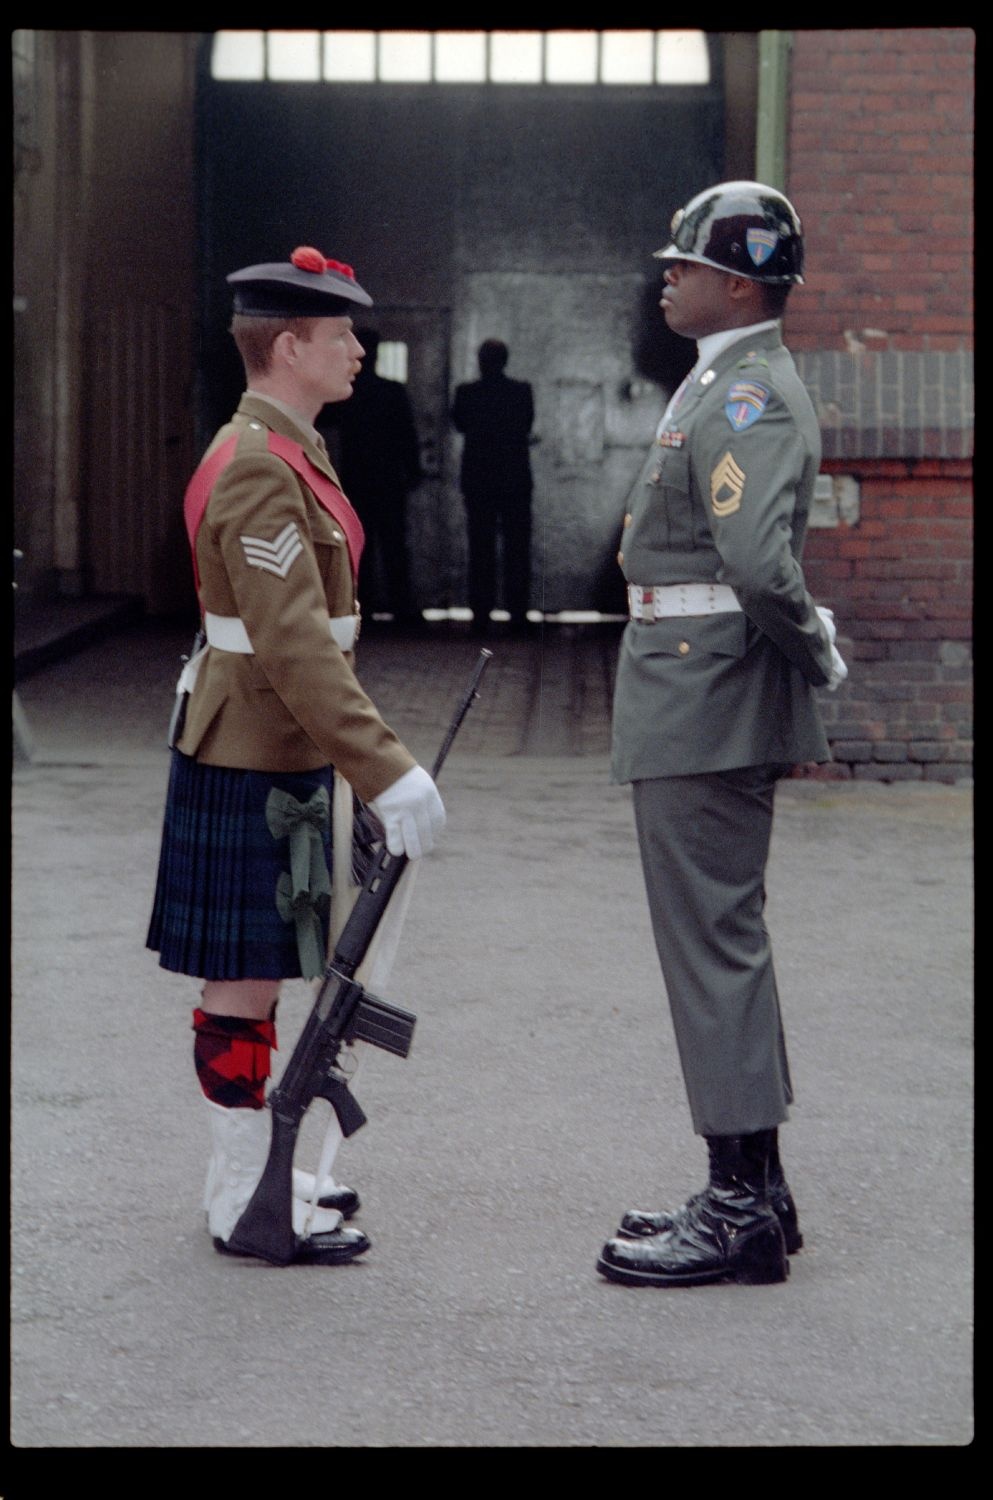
left=612, top=327, right=833, bottom=1142
left=631, top=765, right=794, bottom=1137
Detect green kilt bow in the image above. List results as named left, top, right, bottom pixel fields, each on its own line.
left=265, top=786, right=333, bottom=980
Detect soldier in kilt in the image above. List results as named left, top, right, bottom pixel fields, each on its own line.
left=147, top=248, right=445, bottom=1266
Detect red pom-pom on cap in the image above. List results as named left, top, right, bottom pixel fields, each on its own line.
left=291, top=246, right=356, bottom=280
left=291, top=246, right=330, bottom=274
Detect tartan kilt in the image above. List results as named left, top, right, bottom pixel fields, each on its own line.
left=146, top=751, right=335, bottom=981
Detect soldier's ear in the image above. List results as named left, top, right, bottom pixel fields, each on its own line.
left=271, top=329, right=299, bottom=367
left=726, top=274, right=762, bottom=305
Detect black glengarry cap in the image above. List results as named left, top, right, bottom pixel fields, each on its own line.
left=227, top=246, right=374, bottom=316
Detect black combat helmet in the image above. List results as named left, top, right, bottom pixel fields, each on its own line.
left=654, top=181, right=805, bottom=285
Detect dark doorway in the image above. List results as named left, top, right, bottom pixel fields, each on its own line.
left=196, top=33, right=731, bottom=610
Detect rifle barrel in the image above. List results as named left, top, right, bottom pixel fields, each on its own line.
left=430, top=649, right=492, bottom=778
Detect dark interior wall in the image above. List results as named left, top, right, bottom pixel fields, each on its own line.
left=197, top=60, right=724, bottom=435
left=15, top=30, right=750, bottom=619
left=193, top=36, right=733, bottom=610
left=14, top=29, right=199, bottom=614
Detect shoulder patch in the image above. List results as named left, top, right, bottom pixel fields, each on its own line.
left=724, top=380, right=770, bottom=431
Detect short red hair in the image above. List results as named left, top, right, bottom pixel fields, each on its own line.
left=229, top=314, right=320, bottom=376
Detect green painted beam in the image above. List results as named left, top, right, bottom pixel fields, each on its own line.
left=756, top=30, right=791, bottom=189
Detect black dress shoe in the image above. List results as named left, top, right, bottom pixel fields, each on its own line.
left=315, top=1185, right=361, bottom=1220
left=214, top=1226, right=371, bottom=1266
left=618, top=1179, right=803, bottom=1254
left=289, top=1226, right=370, bottom=1265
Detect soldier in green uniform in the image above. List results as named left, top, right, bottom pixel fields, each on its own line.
left=597, top=182, right=848, bottom=1290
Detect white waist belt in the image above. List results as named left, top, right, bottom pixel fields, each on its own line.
left=628, top=583, right=742, bottom=621
left=204, top=610, right=359, bottom=654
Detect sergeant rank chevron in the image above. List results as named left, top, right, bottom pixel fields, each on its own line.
left=239, top=522, right=303, bottom=579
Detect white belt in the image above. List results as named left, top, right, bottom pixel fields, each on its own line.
left=204, top=610, right=359, bottom=654
left=627, top=583, right=742, bottom=622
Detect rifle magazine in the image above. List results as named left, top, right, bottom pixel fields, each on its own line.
left=351, top=994, right=417, bottom=1058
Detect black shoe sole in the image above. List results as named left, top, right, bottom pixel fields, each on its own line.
left=213, top=1233, right=370, bottom=1266
left=291, top=1239, right=370, bottom=1266
left=596, top=1252, right=789, bottom=1288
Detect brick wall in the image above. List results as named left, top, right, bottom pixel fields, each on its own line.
left=784, top=28, right=973, bottom=781
left=787, top=26, right=974, bottom=353
left=803, top=460, right=972, bottom=783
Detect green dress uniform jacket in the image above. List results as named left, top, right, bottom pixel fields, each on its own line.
left=177, top=393, right=416, bottom=804
left=611, top=325, right=832, bottom=782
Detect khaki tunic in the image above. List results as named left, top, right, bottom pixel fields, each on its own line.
left=178, top=394, right=416, bottom=804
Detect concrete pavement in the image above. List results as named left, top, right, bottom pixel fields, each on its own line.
left=11, top=618, right=974, bottom=1450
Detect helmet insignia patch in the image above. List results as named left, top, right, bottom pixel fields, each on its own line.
left=725, top=381, right=770, bottom=431
left=746, top=227, right=777, bottom=267
left=711, top=452, right=745, bottom=517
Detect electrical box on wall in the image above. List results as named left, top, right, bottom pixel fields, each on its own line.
left=810, top=473, right=860, bottom=528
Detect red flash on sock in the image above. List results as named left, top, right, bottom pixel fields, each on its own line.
left=192, top=1008, right=277, bottom=1109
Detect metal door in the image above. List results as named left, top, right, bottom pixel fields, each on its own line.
left=450, top=272, right=672, bottom=614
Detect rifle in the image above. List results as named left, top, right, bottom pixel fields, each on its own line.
left=167, top=624, right=207, bottom=750
left=226, top=647, right=492, bottom=1265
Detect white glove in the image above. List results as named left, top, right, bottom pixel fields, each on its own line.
left=370, top=766, right=446, bottom=861
left=815, top=606, right=849, bottom=692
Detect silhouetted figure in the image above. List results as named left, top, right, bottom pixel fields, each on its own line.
left=321, top=329, right=423, bottom=624
left=451, top=339, right=535, bottom=633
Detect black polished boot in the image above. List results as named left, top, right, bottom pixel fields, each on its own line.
left=616, top=1127, right=803, bottom=1253
left=597, top=1131, right=789, bottom=1287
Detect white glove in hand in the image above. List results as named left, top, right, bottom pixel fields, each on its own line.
left=815, top=605, right=849, bottom=692
left=370, top=766, right=446, bottom=861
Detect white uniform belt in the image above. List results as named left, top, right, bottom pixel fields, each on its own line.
left=627, top=583, right=742, bottom=621
left=204, top=610, right=359, bottom=653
